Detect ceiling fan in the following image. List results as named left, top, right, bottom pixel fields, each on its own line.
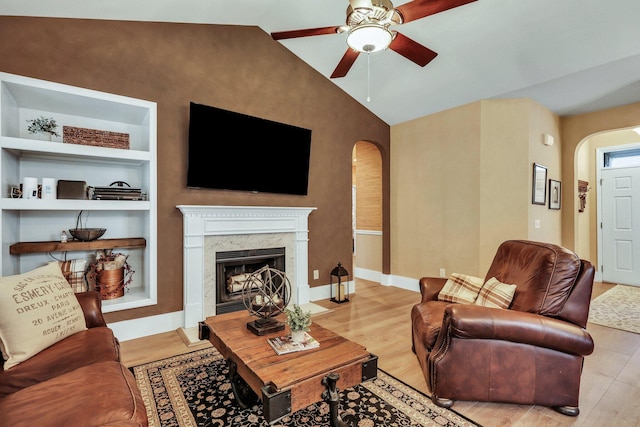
left=271, top=0, right=477, bottom=78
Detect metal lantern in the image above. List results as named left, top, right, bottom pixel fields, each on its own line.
left=330, top=262, right=350, bottom=303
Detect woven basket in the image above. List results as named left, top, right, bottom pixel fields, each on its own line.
left=63, top=126, right=129, bottom=149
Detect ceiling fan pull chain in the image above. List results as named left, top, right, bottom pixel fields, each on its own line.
left=367, top=51, right=371, bottom=102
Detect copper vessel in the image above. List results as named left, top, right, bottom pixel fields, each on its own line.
left=96, top=267, right=125, bottom=300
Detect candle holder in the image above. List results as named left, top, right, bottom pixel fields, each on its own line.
left=330, top=262, right=350, bottom=304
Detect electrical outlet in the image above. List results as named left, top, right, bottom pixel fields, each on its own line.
left=534, top=219, right=541, bottom=229
left=313, top=269, right=319, bottom=280
left=439, top=268, right=446, bottom=278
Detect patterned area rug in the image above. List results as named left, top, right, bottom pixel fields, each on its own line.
left=131, top=348, right=480, bottom=427
left=588, top=284, right=640, bottom=334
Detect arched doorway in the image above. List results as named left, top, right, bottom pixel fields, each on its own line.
left=352, top=141, right=383, bottom=281
left=575, top=127, right=640, bottom=284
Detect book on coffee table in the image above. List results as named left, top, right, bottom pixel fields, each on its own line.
left=267, top=332, right=320, bottom=355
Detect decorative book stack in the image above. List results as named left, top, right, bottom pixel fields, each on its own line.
left=267, top=332, right=319, bottom=355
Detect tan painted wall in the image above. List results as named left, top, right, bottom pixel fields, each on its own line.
left=391, top=102, right=482, bottom=278
left=479, top=99, right=529, bottom=270
left=0, top=17, right=391, bottom=323
left=391, top=98, right=561, bottom=279
left=354, top=233, right=383, bottom=272
left=526, top=100, right=563, bottom=245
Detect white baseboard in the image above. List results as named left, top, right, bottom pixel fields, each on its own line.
left=354, top=267, right=419, bottom=293
left=353, top=267, right=381, bottom=283
left=309, top=280, right=357, bottom=301
left=391, top=275, right=421, bottom=292
left=109, top=310, right=184, bottom=342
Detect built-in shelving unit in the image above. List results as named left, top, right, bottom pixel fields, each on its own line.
left=0, top=72, right=157, bottom=313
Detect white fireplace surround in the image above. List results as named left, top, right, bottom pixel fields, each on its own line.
left=177, top=205, right=316, bottom=328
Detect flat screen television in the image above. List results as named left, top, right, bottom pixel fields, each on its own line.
left=187, top=102, right=312, bottom=195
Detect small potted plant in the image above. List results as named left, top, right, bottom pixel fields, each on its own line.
left=26, top=116, right=59, bottom=140
left=284, top=304, right=312, bottom=342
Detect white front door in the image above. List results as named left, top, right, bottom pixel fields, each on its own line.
left=601, top=166, right=640, bottom=285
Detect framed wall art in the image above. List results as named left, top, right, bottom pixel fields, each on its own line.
left=532, top=163, right=547, bottom=205
left=549, top=179, right=561, bottom=210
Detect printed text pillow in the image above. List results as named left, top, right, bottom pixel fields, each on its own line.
left=0, top=262, right=87, bottom=369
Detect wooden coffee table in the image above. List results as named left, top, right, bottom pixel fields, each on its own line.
left=200, top=311, right=377, bottom=424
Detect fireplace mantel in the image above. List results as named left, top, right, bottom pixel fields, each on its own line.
left=177, top=205, right=316, bottom=328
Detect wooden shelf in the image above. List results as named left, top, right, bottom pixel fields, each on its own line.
left=10, top=237, right=146, bottom=255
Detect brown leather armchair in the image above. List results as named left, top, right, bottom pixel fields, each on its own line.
left=411, top=240, right=595, bottom=416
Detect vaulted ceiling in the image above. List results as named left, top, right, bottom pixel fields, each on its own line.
left=2, top=0, right=640, bottom=125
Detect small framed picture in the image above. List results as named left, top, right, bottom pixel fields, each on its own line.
left=549, top=179, right=561, bottom=210
left=532, top=163, right=547, bottom=205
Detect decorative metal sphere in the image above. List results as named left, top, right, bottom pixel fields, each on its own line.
left=242, top=265, right=291, bottom=331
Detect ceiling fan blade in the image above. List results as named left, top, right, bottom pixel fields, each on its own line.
left=330, top=49, right=360, bottom=78
left=396, top=0, right=477, bottom=24
left=389, top=32, right=438, bottom=67
left=271, top=26, right=342, bottom=40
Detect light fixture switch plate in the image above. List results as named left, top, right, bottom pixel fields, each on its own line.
left=535, top=219, right=541, bottom=229
left=313, top=270, right=319, bottom=280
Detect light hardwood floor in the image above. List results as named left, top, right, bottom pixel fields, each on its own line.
left=120, top=279, right=640, bottom=427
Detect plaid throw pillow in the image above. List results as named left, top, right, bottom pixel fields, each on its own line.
left=437, top=273, right=484, bottom=304
left=475, top=277, right=517, bottom=309
left=58, top=259, right=88, bottom=293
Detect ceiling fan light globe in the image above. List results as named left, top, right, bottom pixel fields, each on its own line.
left=347, top=24, right=392, bottom=53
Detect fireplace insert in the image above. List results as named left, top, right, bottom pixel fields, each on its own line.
left=215, top=247, right=286, bottom=314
